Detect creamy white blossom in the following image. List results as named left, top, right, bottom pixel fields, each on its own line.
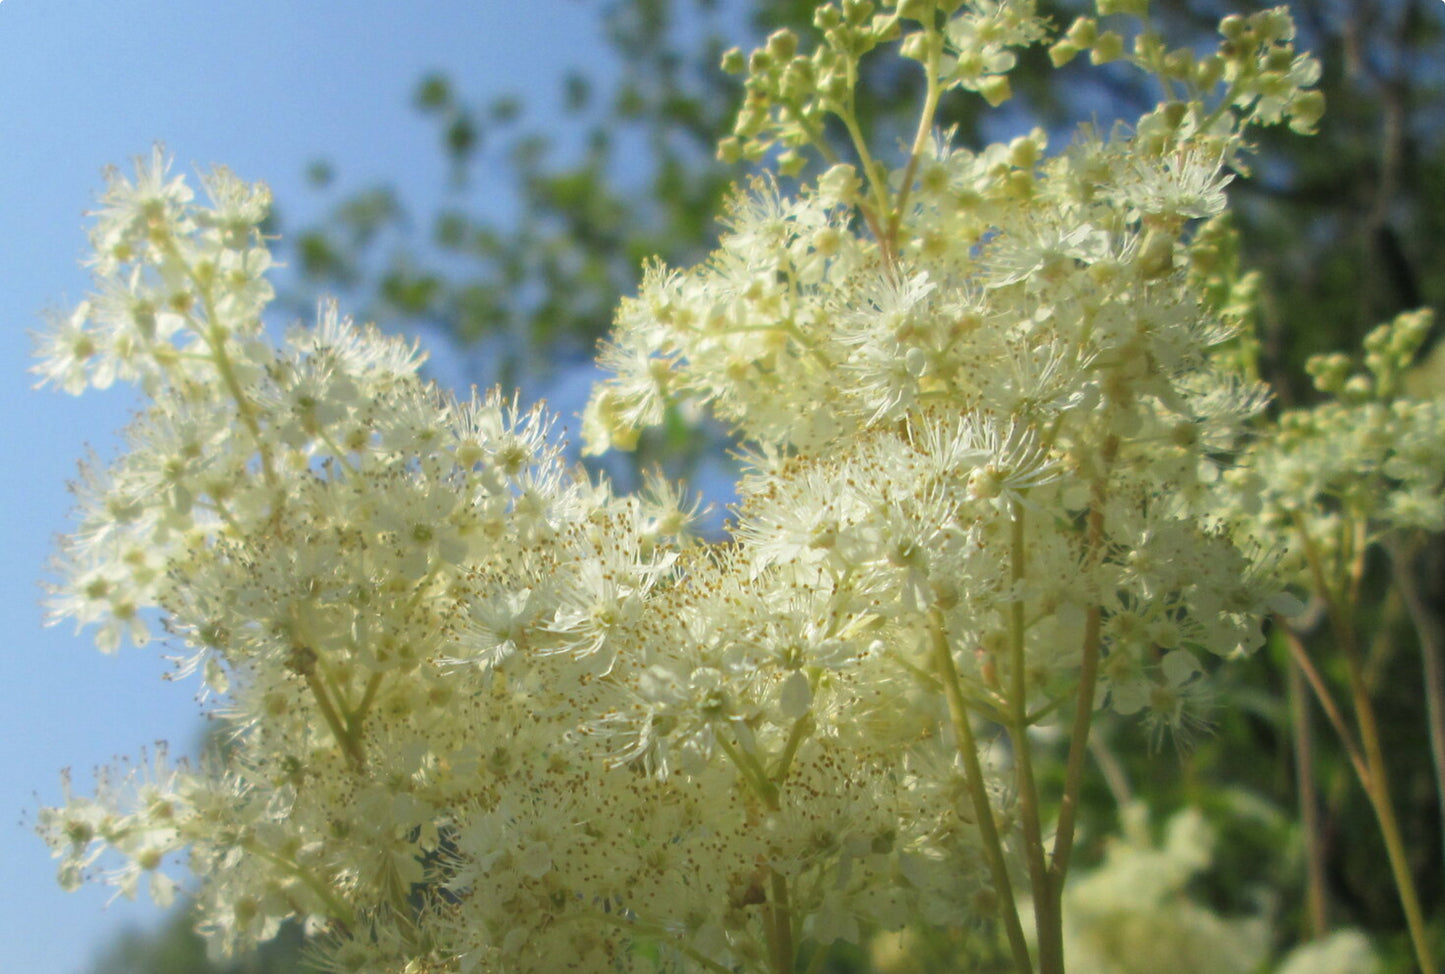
left=30, top=4, right=1345, bottom=973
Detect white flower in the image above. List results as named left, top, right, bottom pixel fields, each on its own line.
left=1117, top=145, right=1234, bottom=222
left=86, top=145, right=196, bottom=275
left=31, top=302, right=96, bottom=394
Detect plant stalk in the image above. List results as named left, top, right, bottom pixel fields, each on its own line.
left=929, top=606, right=1034, bottom=974
left=1295, top=515, right=1438, bottom=974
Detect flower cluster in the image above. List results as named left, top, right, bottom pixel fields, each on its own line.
left=1049, top=804, right=1381, bottom=974
left=33, top=151, right=990, bottom=974
left=1230, top=309, right=1445, bottom=587
left=34, top=3, right=1334, bottom=974
left=586, top=1, right=1319, bottom=746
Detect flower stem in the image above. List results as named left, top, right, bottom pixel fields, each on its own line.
left=767, top=869, right=797, bottom=974
left=242, top=840, right=356, bottom=924
left=928, top=606, right=1034, bottom=974
left=1049, top=472, right=1110, bottom=890
left=1286, top=646, right=1328, bottom=938
left=304, top=668, right=366, bottom=771
left=887, top=41, right=944, bottom=248
left=1295, top=514, right=1438, bottom=974
left=1005, top=502, right=1060, bottom=973
left=717, top=730, right=795, bottom=974
left=1387, top=533, right=1445, bottom=876
left=193, top=280, right=278, bottom=490
left=1279, top=617, right=1367, bottom=786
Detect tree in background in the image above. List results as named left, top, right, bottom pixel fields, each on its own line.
left=88, top=909, right=305, bottom=974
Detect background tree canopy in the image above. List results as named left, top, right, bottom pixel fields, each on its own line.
left=87, top=1, right=1443, bottom=971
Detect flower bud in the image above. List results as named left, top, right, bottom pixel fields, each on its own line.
left=1091, top=31, right=1125, bottom=64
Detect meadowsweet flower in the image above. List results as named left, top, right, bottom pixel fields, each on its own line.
left=1235, top=312, right=1445, bottom=588
left=1055, top=804, right=1271, bottom=974
left=1115, top=145, right=1234, bottom=223
left=31, top=301, right=98, bottom=394
left=86, top=146, right=195, bottom=275
left=34, top=2, right=1333, bottom=970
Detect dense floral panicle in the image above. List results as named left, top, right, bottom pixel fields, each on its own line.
left=588, top=1, right=1324, bottom=756
left=35, top=154, right=998, bottom=974
left=583, top=179, right=872, bottom=455
left=587, top=123, right=1270, bottom=464
left=34, top=2, right=1338, bottom=972
left=1233, top=309, right=1445, bottom=587
left=33, top=147, right=277, bottom=400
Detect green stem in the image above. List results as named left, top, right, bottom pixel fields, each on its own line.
left=1086, top=732, right=1133, bottom=808
left=887, top=648, right=1011, bottom=724
left=887, top=36, right=944, bottom=248
left=1278, top=617, right=1367, bottom=786
left=833, top=67, right=897, bottom=265
left=193, top=280, right=279, bottom=490
left=304, top=667, right=365, bottom=771
left=1005, top=502, right=1059, bottom=973
left=928, top=606, right=1034, bottom=974
left=767, top=869, right=797, bottom=974
left=154, top=235, right=280, bottom=501
left=348, top=672, right=386, bottom=738
left=1048, top=487, right=1108, bottom=888
left=1024, top=692, right=1069, bottom=726
left=1286, top=643, right=1329, bottom=938
left=1038, top=454, right=1115, bottom=969
left=1040, top=603, right=1100, bottom=964
left=1197, top=78, right=1245, bottom=135
left=1341, top=610, right=1437, bottom=974
left=770, top=709, right=814, bottom=781
left=717, top=731, right=778, bottom=810
left=1387, top=533, right=1445, bottom=877
left=1294, top=514, right=1438, bottom=974
left=716, top=729, right=798, bottom=974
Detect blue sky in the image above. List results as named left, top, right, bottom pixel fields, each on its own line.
left=0, top=1, right=701, bottom=970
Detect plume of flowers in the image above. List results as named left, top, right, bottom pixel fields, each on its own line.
left=32, top=4, right=1333, bottom=974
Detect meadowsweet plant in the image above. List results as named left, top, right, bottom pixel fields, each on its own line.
left=1232, top=308, right=1445, bottom=974
left=33, top=3, right=1331, bottom=974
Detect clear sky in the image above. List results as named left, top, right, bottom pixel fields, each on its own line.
left=0, top=2, right=685, bottom=970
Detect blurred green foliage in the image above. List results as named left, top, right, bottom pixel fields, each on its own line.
left=89, top=909, right=306, bottom=974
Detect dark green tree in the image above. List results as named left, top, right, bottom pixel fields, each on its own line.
left=87, top=909, right=305, bottom=974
